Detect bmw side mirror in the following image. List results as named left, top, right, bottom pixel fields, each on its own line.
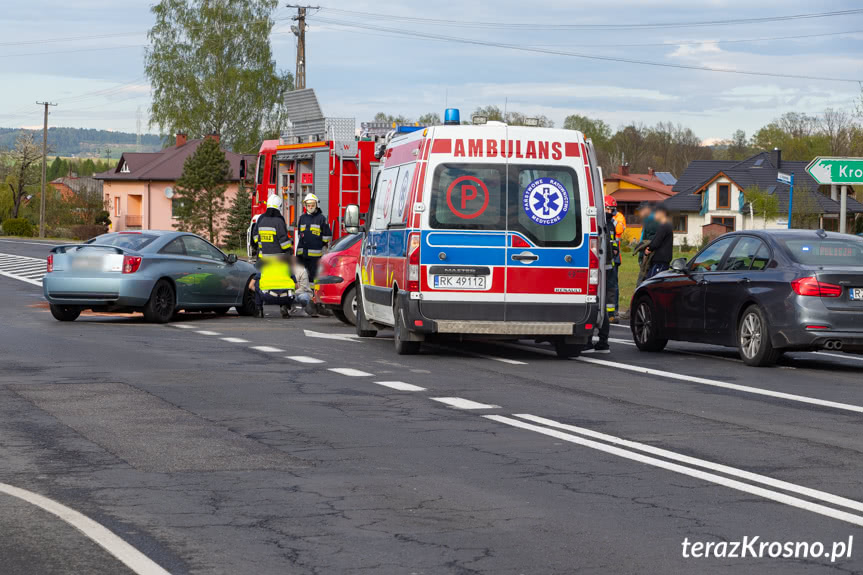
left=226, top=253, right=238, bottom=264
left=344, top=204, right=361, bottom=234
left=671, top=258, right=688, bottom=273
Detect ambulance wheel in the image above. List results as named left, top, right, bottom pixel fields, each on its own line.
left=394, top=304, right=420, bottom=355
left=355, top=287, right=377, bottom=338
left=554, top=339, right=582, bottom=359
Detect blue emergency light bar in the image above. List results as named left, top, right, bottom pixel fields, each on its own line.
left=396, top=126, right=424, bottom=134
left=444, top=108, right=460, bottom=125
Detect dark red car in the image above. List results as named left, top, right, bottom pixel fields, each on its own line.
left=314, top=233, right=362, bottom=325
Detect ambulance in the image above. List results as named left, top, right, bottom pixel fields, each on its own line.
left=344, top=109, right=608, bottom=357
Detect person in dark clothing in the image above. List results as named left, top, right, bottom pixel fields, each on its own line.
left=252, top=194, right=293, bottom=317
left=646, top=206, right=673, bottom=278
left=296, top=193, right=332, bottom=282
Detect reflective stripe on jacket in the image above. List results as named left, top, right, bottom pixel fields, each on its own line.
left=296, top=208, right=331, bottom=257
left=254, top=210, right=292, bottom=256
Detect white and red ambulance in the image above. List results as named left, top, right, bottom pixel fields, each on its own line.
left=344, top=109, right=608, bottom=357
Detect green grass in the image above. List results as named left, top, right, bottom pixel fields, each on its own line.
left=1, top=235, right=79, bottom=243
left=618, top=248, right=692, bottom=314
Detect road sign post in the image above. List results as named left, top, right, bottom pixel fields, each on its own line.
left=778, top=172, right=794, bottom=229
left=806, top=157, right=863, bottom=234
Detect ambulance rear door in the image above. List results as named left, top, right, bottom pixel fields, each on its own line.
left=503, top=128, right=592, bottom=324
left=419, top=124, right=509, bottom=323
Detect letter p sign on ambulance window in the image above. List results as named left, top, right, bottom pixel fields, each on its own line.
left=446, top=176, right=489, bottom=219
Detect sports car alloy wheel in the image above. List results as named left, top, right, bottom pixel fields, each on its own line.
left=740, top=312, right=762, bottom=359
left=634, top=302, right=652, bottom=345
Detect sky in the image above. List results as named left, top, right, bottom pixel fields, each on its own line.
left=1, top=0, right=862, bottom=145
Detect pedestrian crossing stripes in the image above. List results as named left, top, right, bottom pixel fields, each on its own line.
left=0, top=253, right=46, bottom=286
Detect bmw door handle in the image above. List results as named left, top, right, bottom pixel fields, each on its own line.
left=512, top=251, right=539, bottom=263
left=737, top=277, right=751, bottom=284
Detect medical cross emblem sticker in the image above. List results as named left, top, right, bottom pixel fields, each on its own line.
left=523, top=177, right=569, bottom=225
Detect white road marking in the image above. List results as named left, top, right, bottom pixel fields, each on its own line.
left=576, top=356, right=863, bottom=414
left=0, top=482, right=172, bottom=575
left=195, top=330, right=221, bottom=336
left=431, top=397, right=500, bottom=410
left=250, top=346, right=285, bottom=353
left=0, top=271, right=42, bottom=286
left=435, top=344, right=527, bottom=364
left=328, top=368, right=373, bottom=377
left=486, top=415, right=863, bottom=528
left=374, top=381, right=426, bottom=392
left=221, top=337, right=249, bottom=343
left=304, top=329, right=360, bottom=342
left=607, top=337, right=746, bottom=364
left=514, top=414, right=863, bottom=514
left=286, top=356, right=325, bottom=364
left=815, top=351, right=863, bottom=363
left=170, top=324, right=196, bottom=329
left=0, top=253, right=46, bottom=286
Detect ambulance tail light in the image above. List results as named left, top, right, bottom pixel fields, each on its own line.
left=588, top=237, right=599, bottom=296
left=407, top=232, right=421, bottom=291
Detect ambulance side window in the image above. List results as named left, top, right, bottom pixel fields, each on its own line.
left=388, top=163, right=415, bottom=227
left=370, top=166, right=398, bottom=231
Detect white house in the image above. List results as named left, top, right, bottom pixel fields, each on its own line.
left=664, top=149, right=862, bottom=247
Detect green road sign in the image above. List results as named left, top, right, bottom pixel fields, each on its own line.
left=806, top=157, right=863, bottom=185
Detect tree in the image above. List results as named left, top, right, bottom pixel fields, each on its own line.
left=563, top=114, right=611, bottom=146
left=744, top=185, right=780, bottom=228
left=820, top=108, right=852, bottom=156
left=224, top=182, right=252, bottom=250
left=174, top=138, right=231, bottom=242
left=145, top=0, right=294, bottom=153
left=1, top=133, right=42, bottom=219
left=790, top=186, right=821, bottom=230
left=374, top=112, right=413, bottom=125
left=471, top=106, right=552, bottom=127
left=417, top=112, right=441, bottom=126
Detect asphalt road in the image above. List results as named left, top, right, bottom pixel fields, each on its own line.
left=1, top=237, right=863, bottom=574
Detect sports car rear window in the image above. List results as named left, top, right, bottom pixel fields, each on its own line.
left=89, top=233, right=158, bottom=250
left=781, top=239, right=863, bottom=266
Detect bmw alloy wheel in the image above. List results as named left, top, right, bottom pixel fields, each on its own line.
left=740, top=312, right=762, bottom=359
left=634, top=302, right=652, bottom=345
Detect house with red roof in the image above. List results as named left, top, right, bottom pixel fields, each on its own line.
left=95, top=134, right=255, bottom=243
left=603, top=165, right=677, bottom=230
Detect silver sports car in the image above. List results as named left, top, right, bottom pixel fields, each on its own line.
left=43, top=231, right=258, bottom=322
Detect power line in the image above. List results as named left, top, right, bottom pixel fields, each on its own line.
left=319, top=7, right=863, bottom=30
left=525, top=29, right=863, bottom=49
left=0, top=44, right=145, bottom=59
left=313, top=17, right=863, bottom=84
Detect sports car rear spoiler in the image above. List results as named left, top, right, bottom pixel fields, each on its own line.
left=50, top=244, right=125, bottom=255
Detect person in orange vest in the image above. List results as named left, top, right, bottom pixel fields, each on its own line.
left=605, top=195, right=625, bottom=323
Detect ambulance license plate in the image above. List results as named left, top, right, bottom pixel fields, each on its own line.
left=850, top=288, right=863, bottom=300
left=433, top=275, right=487, bottom=290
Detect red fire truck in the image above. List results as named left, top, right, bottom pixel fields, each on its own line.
left=246, top=89, right=393, bottom=256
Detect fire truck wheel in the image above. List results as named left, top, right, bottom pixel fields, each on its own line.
left=355, top=287, right=377, bottom=338
left=394, top=304, right=420, bottom=355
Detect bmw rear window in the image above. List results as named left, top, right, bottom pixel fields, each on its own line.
left=88, top=233, right=158, bottom=251
left=781, top=238, right=863, bottom=266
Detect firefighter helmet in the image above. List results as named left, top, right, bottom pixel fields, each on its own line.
left=266, top=193, right=283, bottom=210
left=604, top=195, right=617, bottom=208
left=304, top=193, right=319, bottom=205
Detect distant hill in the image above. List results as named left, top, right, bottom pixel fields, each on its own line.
left=0, top=127, right=162, bottom=157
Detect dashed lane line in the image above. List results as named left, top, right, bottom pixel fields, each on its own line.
left=486, top=414, right=863, bottom=528
left=432, top=397, right=500, bottom=410
left=513, top=414, right=863, bottom=514
left=250, top=346, right=285, bottom=353
left=221, top=337, right=249, bottom=343
left=286, top=356, right=325, bottom=364
left=170, top=324, right=195, bottom=329
left=195, top=331, right=221, bottom=336
left=329, top=368, right=373, bottom=377
left=374, top=381, right=426, bottom=392
left=0, top=482, right=172, bottom=575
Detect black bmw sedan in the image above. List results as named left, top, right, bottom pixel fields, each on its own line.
left=630, top=229, right=863, bottom=366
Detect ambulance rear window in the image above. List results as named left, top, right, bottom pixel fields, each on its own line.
left=430, top=164, right=505, bottom=230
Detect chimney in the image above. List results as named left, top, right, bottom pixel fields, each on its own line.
left=206, top=132, right=220, bottom=143
left=175, top=133, right=187, bottom=147
left=620, top=163, right=630, bottom=176
left=771, top=148, right=781, bottom=169
left=647, top=167, right=655, bottom=176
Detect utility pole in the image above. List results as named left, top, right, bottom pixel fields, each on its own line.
left=36, top=101, right=57, bottom=238
left=287, top=4, right=319, bottom=90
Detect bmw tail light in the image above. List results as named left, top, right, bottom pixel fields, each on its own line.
left=588, top=237, right=599, bottom=296
left=123, top=255, right=142, bottom=274
left=46, top=254, right=53, bottom=273
left=407, top=232, right=421, bottom=291
left=791, top=276, right=841, bottom=298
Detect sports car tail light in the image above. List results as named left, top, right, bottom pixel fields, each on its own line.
left=588, top=237, right=599, bottom=296
left=407, top=232, right=421, bottom=291
left=122, top=255, right=142, bottom=274
left=46, top=254, right=53, bottom=273
left=792, top=276, right=841, bottom=298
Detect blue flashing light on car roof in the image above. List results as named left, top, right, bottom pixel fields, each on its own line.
left=444, top=108, right=460, bottom=125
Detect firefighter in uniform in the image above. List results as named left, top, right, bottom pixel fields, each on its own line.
left=251, top=193, right=293, bottom=318
left=296, top=193, right=331, bottom=282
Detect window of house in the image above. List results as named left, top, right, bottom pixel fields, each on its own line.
left=114, top=196, right=120, bottom=217
left=672, top=215, right=687, bottom=233
left=717, top=183, right=731, bottom=209
left=711, top=216, right=735, bottom=231
left=171, top=198, right=185, bottom=218
left=120, top=161, right=130, bottom=173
